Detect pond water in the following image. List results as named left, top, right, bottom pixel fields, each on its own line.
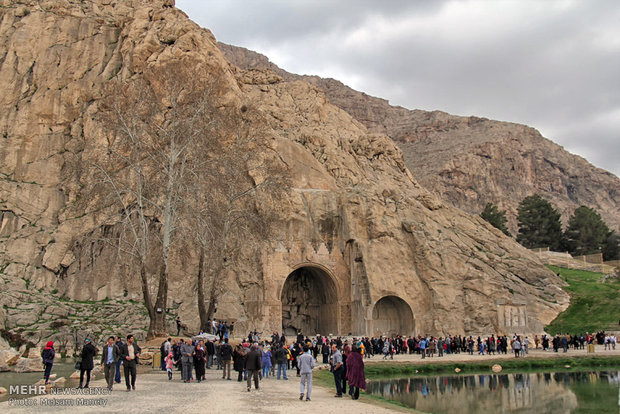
left=0, top=362, right=80, bottom=402
left=366, top=370, right=620, bottom=413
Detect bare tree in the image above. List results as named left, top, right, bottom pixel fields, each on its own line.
left=90, top=60, right=220, bottom=338
left=188, top=104, right=289, bottom=330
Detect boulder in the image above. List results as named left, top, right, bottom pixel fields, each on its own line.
left=69, top=370, right=81, bottom=379
left=25, top=347, right=41, bottom=358
left=0, top=353, right=7, bottom=372
left=0, top=335, right=10, bottom=351
left=0, top=386, right=7, bottom=395
left=10, top=312, right=38, bottom=327
left=0, top=305, right=5, bottom=330
left=5, top=351, right=21, bottom=366
left=53, top=377, right=66, bottom=385
left=12, top=357, right=44, bottom=373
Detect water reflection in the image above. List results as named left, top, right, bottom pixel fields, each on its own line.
left=366, top=370, right=619, bottom=413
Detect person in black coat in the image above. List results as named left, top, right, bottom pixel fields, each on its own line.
left=206, top=339, right=215, bottom=369
left=244, top=343, right=262, bottom=391
left=118, top=334, right=141, bottom=391
left=79, top=339, right=97, bottom=388
left=233, top=344, right=246, bottom=382
left=220, top=339, right=233, bottom=380
left=41, top=341, right=55, bottom=385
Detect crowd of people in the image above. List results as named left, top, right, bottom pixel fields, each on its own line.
left=158, top=331, right=367, bottom=401
left=38, top=327, right=616, bottom=403
left=41, top=334, right=142, bottom=391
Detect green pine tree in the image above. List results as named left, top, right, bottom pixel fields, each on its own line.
left=480, top=202, right=511, bottom=236
left=516, top=195, right=564, bottom=250
left=602, top=231, right=620, bottom=261
left=564, top=206, right=610, bottom=256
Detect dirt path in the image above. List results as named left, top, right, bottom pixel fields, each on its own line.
left=2, top=344, right=617, bottom=413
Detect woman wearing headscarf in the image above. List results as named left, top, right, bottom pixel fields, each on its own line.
left=194, top=340, right=206, bottom=382
left=79, top=338, right=97, bottom=388
left=164, top=351, right=175, bottom=380
left=345, top=345, right=366, bottom=400
left=41, top=341, right=55, bottom=385
left=261, top=345, right=272, bottom=379
left=233, top=344, right=246, bottom=382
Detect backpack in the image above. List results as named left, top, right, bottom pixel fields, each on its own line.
left=160, top=341, right=167, bottom=355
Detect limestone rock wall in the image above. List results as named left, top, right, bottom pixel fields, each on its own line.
left=0, top=0, right=569, bottom=345
left=219, top=43, right=620, bottom=235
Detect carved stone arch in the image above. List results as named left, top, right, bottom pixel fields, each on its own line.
left=371, top=295, right=415, bottom=336
left=280, top=263, right=340, bottom=337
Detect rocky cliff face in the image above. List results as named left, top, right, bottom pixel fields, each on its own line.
left=0, top=0, right=568, bottom=347
left=219, top=44, right=620, bottom=235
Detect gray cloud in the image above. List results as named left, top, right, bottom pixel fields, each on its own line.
left=177, top=0, right=620, bottom=176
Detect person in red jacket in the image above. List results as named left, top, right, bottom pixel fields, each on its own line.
left=41, top=341, right=55, bottom=385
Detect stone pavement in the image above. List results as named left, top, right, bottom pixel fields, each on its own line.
left=2, top=344, right=617, bottom=413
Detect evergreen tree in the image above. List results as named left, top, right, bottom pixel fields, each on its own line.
left=564, top=206, right=610, bottom=256
left=516, top=195, right=563, bottom=250
left=602, top=231, right=620, bottom=261
left=480, top=202, right=511, bottom=236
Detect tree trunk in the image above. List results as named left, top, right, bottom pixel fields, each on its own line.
left=147, top=264, right=169, bottom=339
left=204, top=259, right=225, bottom=321
left=139, top=264, right=156, bottom=331
left=197, top=247, right=208, bottom=331
left=206, top=289, right=217, bottom=322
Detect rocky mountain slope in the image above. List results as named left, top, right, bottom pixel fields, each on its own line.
left=0, top=0, right=567, bottom=349
left=219, top=43, right=620, bottom=234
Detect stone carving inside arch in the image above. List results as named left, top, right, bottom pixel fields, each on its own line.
left=280, top=266, right=339, bottom=336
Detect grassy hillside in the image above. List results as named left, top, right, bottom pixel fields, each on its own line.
left=545, top=265, right=620, bottom=335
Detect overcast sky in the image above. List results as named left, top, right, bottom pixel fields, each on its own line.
left=176, top=0, right=619, bottom=177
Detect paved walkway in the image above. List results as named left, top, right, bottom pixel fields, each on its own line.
left=2, top=344, right=617, bottom=413
left=1, top=365, right=395, bottom=413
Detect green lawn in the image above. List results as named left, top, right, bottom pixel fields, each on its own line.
left=545, top=265, right=620, bottom=335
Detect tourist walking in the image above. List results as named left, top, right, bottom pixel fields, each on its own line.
left=419, top=337, right=427, bottom=358
left=233, top=344, right=246, bottom=382
left=245, top=343, right=262, bottom=392
left=100, top=336, right=120, bottom=390
left=346, top=346, right=366, bottom=400
left=298, top=345, right=315, bottom=401
left=194, top=340, right=206, bottom=382
left=114, top=336, right=123, bottom=384
left=160, top=338, right=171, bottom=371
left=341, top=344, right=348, bottom=395
left=164, top=352, right=174, bottom=380
left=220, top=338, right=233, bottom=380
left=275, top=345, right=288, bottom=380
left=41, top=341, right=55, bottom=385
left=78, top=338, right=97, bottom=389
left=330, top=344, right=344, bottom=397
left=512, top=337, right=521, bottom=358
left=180, top=339, right=194, bottom=383
left=119, top=334, right=141, bottom=391
left=206, top=339, right=215, bottom=369
left=261, top=345, right=272, bottom=378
